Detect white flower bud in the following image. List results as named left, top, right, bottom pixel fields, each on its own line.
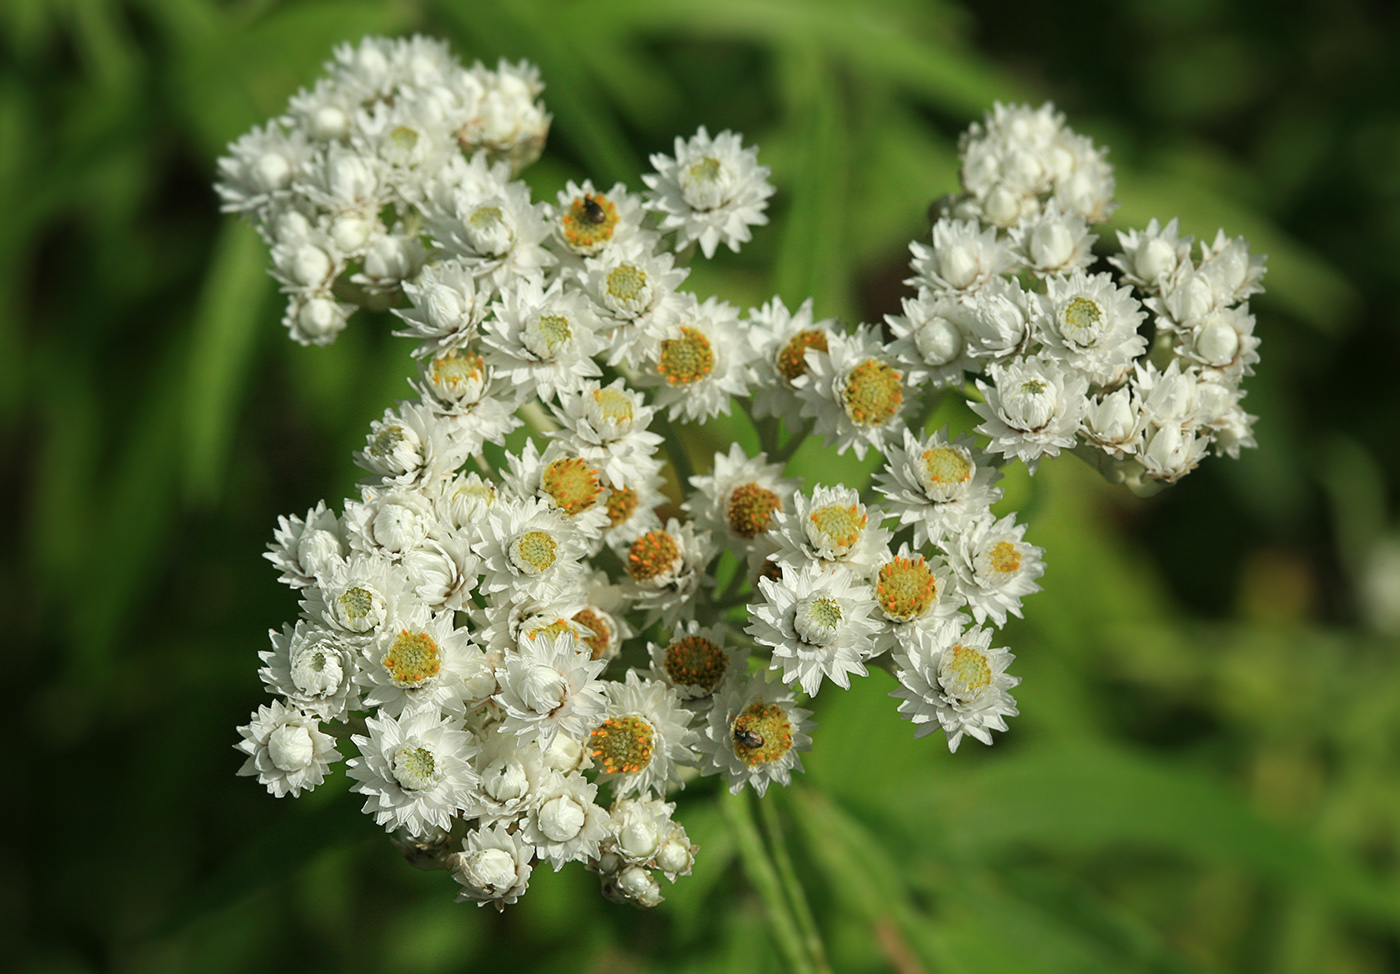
left=543, top=734, right=585, bottom=773
left=1000, top=376, right=1059, bottom=432
left=518, top=664, right=567, bottom=714
left=463, top=205, right=516, bottom=256
left=655, top=839, right=693, bottom=877
left=331, top=215, right=373, bottom=253
left=1085, top=388, right=1137, bottom=443
left=1194, top=318, right=1240, bottom=367
left=267, top=722, right=316, bottom=772
left=617, top=864, right=657, bottom=900
left=252, top=152, right=293, bottom=193
left=983, top=185, right=1022, bottom=226
left=1135, top=237, right=1179, bottom=284
left=538, top=795, right=586, bottom=842
left=482, top=758, right=530, bottom=802
left=914, top=315, right=963, bottom=366
left=618, top=820, right=661, bottom=861
left=458, top=848, right=519, bottom=893
left=1028, top=219, right=1074, bottom=270
left=362, top=233, right=414, bottom=283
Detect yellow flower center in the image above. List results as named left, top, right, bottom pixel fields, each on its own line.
left=727, top=482, right=782, bottom=538
left=657, top=327, right=715, bottom=385
left=540, top=457, right=603, bottom=516
left=381, top=630, right=441, bottom=686
left=663, top=635, right=727, bottom=693
left=842, top=359, right=904, bottom=426
left=338, top=586, right=375, bottom=621
left=561, top=193, right=619, bottom=250
left=590, top=715, right=655, bottom=775
left=922, top=446, right=972, bottom=485
left=687, top=156, right=723, bottom=183
left=525, top=618, right=577, bottom=642
left=1062, top=296, right=1104, bottom=344
left=875, top=556, right=938, bottom=621
left=627, top=530, right=680, bottom=581
left=732, top=702, right=794, bottom=766
left=942, top=644, right=993, bottom=702
left=592, top=388, right=634, bottom=424
left=776, top=329, right=829, bottom=382
left=508, top=530, right=558, bottom=575
left=987, top=540, right=1021, bottom=575
left=606, top=263, right=647, bottom=302
left=430, top=350, right=485, bottom=395
left=809, top=503, right=867, bottom=549
left=605, top=485, right=640, bottom=527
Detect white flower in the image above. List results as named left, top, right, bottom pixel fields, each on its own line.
left=392, top=258, right=490, bottom=358
left=960, top=276, right=1034, bottom=364
left=868, top=542, right=964, bottom=655
left=643, top=126, right=774, bottom=257
left=354, top=400, right=477, bottom=490
left=684, top=444, right=796, bottom=552
left=587, top=671, right=697, bottom=798
left=1109, top=217, right=1194, bottom=295
left=623, top=518, right=715, bottom=627
left=216, top=121, right=314, bottom=217
left=348, top=709, right=480, bottom=834
left=519, top=770, right=609, bottom=870
left=769, top=484, right=893, bottom=577
left=425, top=177, right=555, bottom=288
left=890, top=620, right=1019, bottom=752
left=281, top=292, right=355, bottom=347
left=873, top=427, right=1003, bottom=547
left=906, top=218, right=1013, bottom=300
left=265, top=501, right=345, bottom=589
left=885, top=290, right=974, bottom=388
left=343, top=485, right=437, bottom=561
left=646, top=620, right=743, bottom=701
left=1137, top=419, right=1210, bottom=485
left=699, top=672, right=813, bottom=796
left=493, top=631, right=607, bottom=751
left=638, top=294, right=752, bottom=423
left=483, top=276, right=604, bottom=401
left=235, top=699, right=341, bottom=797
left=972, top=354, right=1090, bottom=473
left=599, top=465, right=668, bottom=554
left=477, top=496, right=590, bottom=604
left=357, top=609, right=489, bottom=717
left=299, top=554, right=411, bottom=637
left=1081, top=386, right=1142, bottom=459
left=748, top=562, right=881, bottom=695
left=501, top=439, right=611, bottom=539
left=402, top=535, right=481, bottom=612
left=578, top=235, right=690, bottom=366
left=550, top=379, right=665, bottom=487
left=796, top=324, right=908, bottom=460
left=1175, top=304, right=1260, bottom=382
left=1197, top=228, right=1267, bottom=306
left=431, top=470, right=498, bottom=541
left=449, top=823, right=534, bottom=910
left=948, top=513, right=1045, bottom=626
left=260, top=621, right=361, bottom=721
left=550, top=180, right=647, bottom=259
left=1036, top=270, right=1148, bottom=385
left=1008, top=201, right=1096, bottom=278
left=460, top=58, right=551, bottom=171
left=746, top=296, right=838, bottom=429
left=473, top=732, right=547, bottom=828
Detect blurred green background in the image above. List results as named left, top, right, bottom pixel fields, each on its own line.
left=7, top=0, right=1400, bottom=971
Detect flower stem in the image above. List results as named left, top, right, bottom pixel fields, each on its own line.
left=722, top=788, right=819, bottom=974
left=762, top=794, right=831, bottom=974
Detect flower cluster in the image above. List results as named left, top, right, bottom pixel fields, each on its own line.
left=227, top=38, right=1264, bottom=911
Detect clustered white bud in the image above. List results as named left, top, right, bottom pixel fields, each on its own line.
left=227, top=39, right=1265, bottom=911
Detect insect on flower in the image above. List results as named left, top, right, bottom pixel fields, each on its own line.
left=733, top=726, right=765, bottom=749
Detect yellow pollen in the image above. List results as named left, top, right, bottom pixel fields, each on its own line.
left=606, top=263, right=647, bottom=302
left=572, top=608, right=612, bottom=661
left=590, top=715, right=655, bottom=775
left=776, top=329, right=829, bottom=382
left=430, top=350, right=485, bottom=393
left=338, top=586, right=374, bottom=621
left=842, top=359, right=904, bottom=426
left=605, top=485, right=640, bottom=527
left=526, top=618, right=577, bottom=642
left=922, top=446, right=972, bottom=484
left=876, top=556, right=938, bottom=621
left=561, top=193, right=619, bottom=249
left=946, top=645, right=993, bottom=694
left=988, top=540, right=1022, bottom=574
left=1062, top=296, right=1104, bottom=339
left=732, top=702, right=794, bottom=766
left=510, top=530, right=558, bottom=574
left=627, top=530, right=681, bottom=581
left=1020, top=378, right=1047, bottom=395
left=727, top=482, right=782, bottom=538
left=382, top=630, right=441, bottom=686
left=592, top=388, right=634, bottom=424
left=687, top=156, right=723, bottom=183
left=809, top=504, right=866, bottom=548
left=389, top=125, right=419, bottom=151
left=530, top=314, right=573, bottom=354
left=368, top=425, right=405, bottom=458
left=656, top=327, right=715, bottom=385
left=541, top=457, right=602, bottom=516
left=663, top=635, right=727, bottom=692
left=469, top=205, right=503, bottom=229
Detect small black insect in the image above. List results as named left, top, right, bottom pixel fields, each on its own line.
left=733, top=726, right=765, bottom=749
left=580, top=194, right=607, bottom=224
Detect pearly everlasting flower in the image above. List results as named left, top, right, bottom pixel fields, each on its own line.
left=646, top=621, right=743, bottom=702
left=300, top=554, right=411, bottom=637
left=769, top=484, right=893, bottom=577
left=403, top=535, right=481, bottom=612
left=623, top=518, right=715, bottom=627
left=1008, top=201, right=1096, bottom=278
left=354, top=400, right=477, bottom=490
left=748, top=562, right=881, bottom=695
left=643, top=126, right=774, bottom=258
left=493, top=631, right=608, bottom=750
left=700, top=673, right=813, bottom=796
left=450, top=823, right=534, bottom=910
left=638, top=294, right=752, bottom=423
left=1110, top=217, right=1194, bottom=295
left=502, top=439, right=612, bottom=539
left=343, top=486, right=437, bottom=562
left=948, top=513, right=1045, bottom=626
left=885, top=290, right=974, bottom=388
left=796, top=324, right=908, bottom=460
left=1036, top=270, right=1148, bottom=385
left=392, top=258, right=491, bottom=357
left=746, top=296, right=839, bottom=429
left=265, top=501, right=345, bottom=589
left=1082, top=386, right=1142, bottom=459
left=1197, top=229, right=1267, bottom=306
left=551, top=180, right=647, bottom=259
left=960, top=276, right=1034, bottom=364
left=519, top=770, right=610, bottom=870
left=483, top=275, right=604, bottom=401
left=236, top=699, right=341, bottom=797
left=260, top=621, right=362, bottom=721
left=579, top=236, right=689, bottom=366
left=874, top=427, right=1003, bottom=547
left=890, top=621, right=1019, bottom=752
left=357, top=609, right=489, bottom=717
left=907, top=218, right=1013, bottom=300
left=473, top=733, right=547, bottom=828
left=348, top=708, right=480, bottom=834
left=550, top=379, right=665, bottom=487
left=1175, top=304, right=1260, bottom=382
left=685, top=444, right=796, bottom=554
left=216, top=121, right=314, bottom=217
left=477, top=496, right=590, bottom=603
left=588, top=671, right=697, bottom=797
left=425, top=177, right=556, bottom=288
left=972, top=354, right=1090, bottom=473
left=868, top=543, right=964, bottom=654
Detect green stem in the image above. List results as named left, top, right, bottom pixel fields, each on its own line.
left=773, top=419, right=815, bottom=467
left=659, top=416, right=696, bottom=490
left=762, top=796, right=831, bottom=974
left=722, top=789, right=818, bottom=974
